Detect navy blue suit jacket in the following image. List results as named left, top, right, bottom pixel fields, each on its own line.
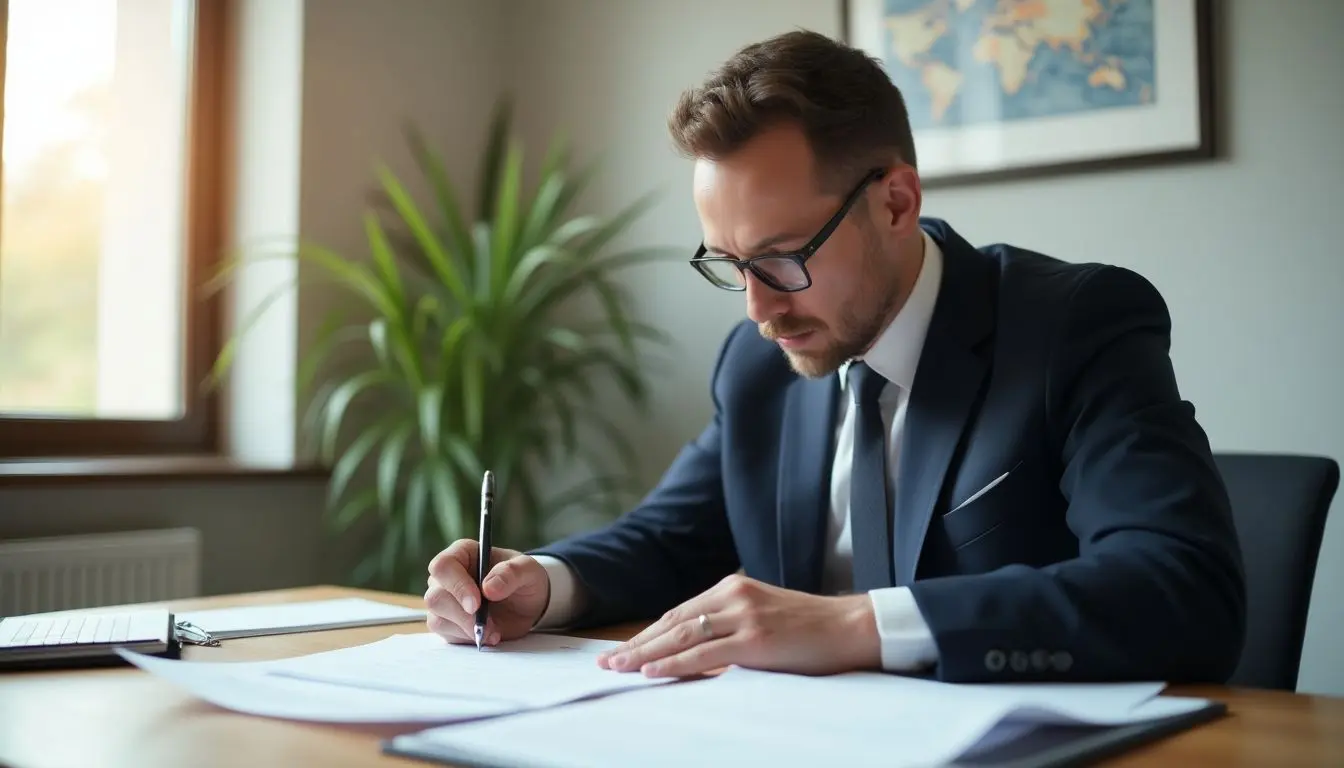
left=533, top=218, right=1247, bottom=684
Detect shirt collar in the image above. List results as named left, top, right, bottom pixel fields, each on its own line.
left=839, top=228, right=943, bottom=392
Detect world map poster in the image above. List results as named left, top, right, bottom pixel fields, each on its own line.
left=844, top=0, right=1212, bottom=185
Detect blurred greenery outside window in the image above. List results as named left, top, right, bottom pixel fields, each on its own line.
left=0, top=0, right=224, bottom=457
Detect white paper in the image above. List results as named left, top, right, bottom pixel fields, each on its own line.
left=271, top=632, right=672, bottom=708
left=115, top=647, right=518, bottom=723
left=175, top=597, right=425, bottom=639
left=115, top=631, right=668, bottom=724
left=385, top=667, right=1213, bottom=768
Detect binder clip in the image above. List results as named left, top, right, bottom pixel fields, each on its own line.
left=174, top=619, right=220, bottom=647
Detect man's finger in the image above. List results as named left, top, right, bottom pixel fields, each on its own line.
left=598, top=611, right=679, bottom=664
left=425, top=578, right=477, bottom=638
left=605, top=611, right=729, bottom=673
left=640, top=635, right=738, bottom=678
left=427, top=611, right=471, bottom=644
left=428, top=549, right=483, bottom=614
left=482, top=558, right=527, bottom=602
left=598, top=590, right=723, bottom=666
left=429, top=540, right=478, bottom=583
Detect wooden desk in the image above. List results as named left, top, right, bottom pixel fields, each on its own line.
left=1, top=586, right=1341, bottom=767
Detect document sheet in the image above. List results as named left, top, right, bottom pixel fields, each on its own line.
left=270, top=632, right=670, bottom=709
left=173, top=597, right=425, bottom=640
left=116, top=631, right=668, bottom=723
left=117, top=648, right=516, bottom=723
left=384, top=667, right=1218, bottom=768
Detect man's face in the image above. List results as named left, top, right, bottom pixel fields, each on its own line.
left=692, top=124, right=920, bottom=378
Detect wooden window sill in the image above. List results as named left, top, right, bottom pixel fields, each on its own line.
left=0, top=455, right=328, bottom=486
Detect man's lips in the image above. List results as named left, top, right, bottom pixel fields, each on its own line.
left=777, top=331, right=815, bottom=349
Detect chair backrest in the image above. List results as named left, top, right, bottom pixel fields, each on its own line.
left=1214, top=452, right=1339, bottom=691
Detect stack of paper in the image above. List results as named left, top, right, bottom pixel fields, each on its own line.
left=119, top=631, right=1223, bottom=765
left=382, top=667, right=1220, bottom=767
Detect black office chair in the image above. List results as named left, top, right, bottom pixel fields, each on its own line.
left=1214, top=452, right=1339, bottom=691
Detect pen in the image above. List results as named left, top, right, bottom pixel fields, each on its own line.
left=475, top=470, right=494, bottom=651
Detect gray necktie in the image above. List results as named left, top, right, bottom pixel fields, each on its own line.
left=848, top=361, right=895, bottom=592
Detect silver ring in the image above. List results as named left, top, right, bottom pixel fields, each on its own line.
left=697, top=613, right=713, bottom=639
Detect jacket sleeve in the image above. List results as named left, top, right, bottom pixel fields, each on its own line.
left=909, top=265, right=1247, bottom=684
left=527, top=323, right=744, bottom=628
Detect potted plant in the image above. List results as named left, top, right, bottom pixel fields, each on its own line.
left=207, top=99, right=674, bottom=593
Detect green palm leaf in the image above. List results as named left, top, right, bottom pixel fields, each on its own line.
left=330, top=415, right=402, bottom=505
left=404, top=124, right=473, bottom=268
left=477, top=98, right=513, bottom=224
left=321, top=369, right=395, bottom=463
left=378, top=423, right=415, bottom=514
left=377, top=165, right=469, bottom=306
left=490, top=138, right=525, bottom=294
left=403, top=466, right=430, bottom=561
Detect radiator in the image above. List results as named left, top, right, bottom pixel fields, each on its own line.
left=0, top=528, right=202, bottom=616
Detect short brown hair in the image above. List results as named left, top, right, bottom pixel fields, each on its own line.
left=668, top=29, right=917, bottom=193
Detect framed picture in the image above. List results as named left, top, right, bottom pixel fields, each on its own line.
left=841, top=0, right=1215, bottom=187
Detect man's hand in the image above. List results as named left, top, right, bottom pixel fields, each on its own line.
left=596, top=574, right=880, bottom=678
left=424, top=540, right=550, bottom=646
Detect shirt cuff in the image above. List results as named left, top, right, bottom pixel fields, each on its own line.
left=531, top=555, right=585, bottom=630
left=867, top=587, right=939, bottom=671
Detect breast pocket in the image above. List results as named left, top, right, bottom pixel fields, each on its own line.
left=941, top=460, right=1024, bottom=551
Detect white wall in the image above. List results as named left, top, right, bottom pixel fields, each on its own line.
left=507, top=0, right=842, bottom=480
left=298, top=0, right=506, bottom=395
left=505, top=0, right=1344, bottom=695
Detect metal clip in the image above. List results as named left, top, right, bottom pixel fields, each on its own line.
left=174, top=620, right=220, bottom=647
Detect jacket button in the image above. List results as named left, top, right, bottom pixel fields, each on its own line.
left=1010, top=651, right=1029, bottom=672
left=985, top=649, right=1006, bottom=672
left=1031, top=649, right=1049, bottom=671
left=1051, top=651, right=1073, bottom=672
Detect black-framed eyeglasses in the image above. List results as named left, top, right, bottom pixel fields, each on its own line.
left=689, top=167, right=886, bottom=293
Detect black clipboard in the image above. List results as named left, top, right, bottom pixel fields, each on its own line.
left=379, top=698, right=1227, bottom=768
left=0, top=611, right=184, bottom=673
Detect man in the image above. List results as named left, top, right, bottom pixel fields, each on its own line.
left=425, top=30, right=1246, bottom=684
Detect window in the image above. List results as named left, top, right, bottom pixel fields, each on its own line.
left=0, top=0, right=224, bottom=457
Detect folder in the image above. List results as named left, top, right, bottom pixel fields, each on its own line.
left=946, top=703, right=1227, bottom=767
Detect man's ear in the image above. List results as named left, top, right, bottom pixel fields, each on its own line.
left=879, top=163, right=922, bottom=237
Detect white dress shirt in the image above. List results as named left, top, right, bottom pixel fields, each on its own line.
left=532, top=230, right=945, bottom=673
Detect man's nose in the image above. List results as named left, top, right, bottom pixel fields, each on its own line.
left=744, top=272, right=788, bottom=325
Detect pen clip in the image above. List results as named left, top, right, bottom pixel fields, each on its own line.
left=174, top=619, right=220, bottom=647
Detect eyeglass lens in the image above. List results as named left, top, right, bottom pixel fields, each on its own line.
left=699, top=256, right=809, bottom=291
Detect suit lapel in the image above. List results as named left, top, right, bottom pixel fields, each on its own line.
left=776, top=373, right=840, bottom=592
left=894, top=219, right=996, bottom=586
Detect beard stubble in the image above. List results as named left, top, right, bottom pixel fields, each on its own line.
left=759, top=234, right=901, bottom=379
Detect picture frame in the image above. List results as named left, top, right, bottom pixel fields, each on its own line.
left=840, top=0, right=1215, bottom=188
